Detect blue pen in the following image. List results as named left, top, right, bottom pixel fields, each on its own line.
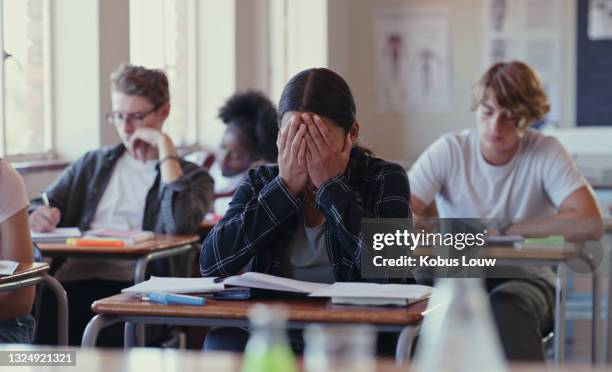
left=145, top=292, right=206, bottom=306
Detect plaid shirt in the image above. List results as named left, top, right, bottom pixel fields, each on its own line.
left=200, top=147, right=411, bottom=282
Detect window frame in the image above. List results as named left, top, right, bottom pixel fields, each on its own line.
left=0, top=0, right=55, bottom=161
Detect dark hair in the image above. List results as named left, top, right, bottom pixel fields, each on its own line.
left=110, top=63, right=169, bottom=107
left=218, top=91, right=278, bottom=162
left=277, top=68, right=357, bottom=133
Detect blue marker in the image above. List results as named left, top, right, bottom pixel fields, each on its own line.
left=145, top=292, right=206, bottom=306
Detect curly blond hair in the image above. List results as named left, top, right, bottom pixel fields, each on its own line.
left=471, top=61, right=550, bottom=129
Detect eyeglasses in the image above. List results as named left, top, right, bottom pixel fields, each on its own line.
left=106, top=103, right=164, bottom=127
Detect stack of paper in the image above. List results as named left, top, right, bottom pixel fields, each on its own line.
left=122, top=276, right=225, bottom=294
left=310, top=282, right=433, bottom=306
left=31, top=227, right=82, bottom=243
left=0, top=260, right=19, bottom=276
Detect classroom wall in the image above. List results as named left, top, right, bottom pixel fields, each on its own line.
left=326, top=0, right=582, bottom=163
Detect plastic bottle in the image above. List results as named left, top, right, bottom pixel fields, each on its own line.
left=241, top=304, right=298, bottom=372
left=413, top=278, right=508, bottom=372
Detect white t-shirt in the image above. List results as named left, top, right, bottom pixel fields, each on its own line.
left=55, top=154, right=158, bottom=282
left=409, top=129, right=587, bottom=220
left=0, top=160, right=28, bottom=224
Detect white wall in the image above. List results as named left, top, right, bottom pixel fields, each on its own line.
left=326, top=0, right=589, bottom=162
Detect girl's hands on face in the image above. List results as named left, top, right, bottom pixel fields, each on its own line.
left=302, top=113, right=351, bottom=188
left=277, top=113, right=309, bottom=197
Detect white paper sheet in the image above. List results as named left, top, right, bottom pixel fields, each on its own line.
left=0, top=260, right=19, bottom=276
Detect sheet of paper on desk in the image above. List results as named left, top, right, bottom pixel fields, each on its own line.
left=31, top=227, right=82, bottom=242
left=309, top=282, right=433, bottom=306
left=0, top=260, right=19, bottom=276
left=223, top=272, right=329, bottom=294
left=121, top=276, right=225, bottom=294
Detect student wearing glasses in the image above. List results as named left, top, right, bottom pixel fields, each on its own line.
left=29, top=64, right=213, bottom=345
left=408, top=61, right=603, bottom=360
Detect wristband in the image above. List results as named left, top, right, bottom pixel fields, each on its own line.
left=158, top=155, right=180, bottom=166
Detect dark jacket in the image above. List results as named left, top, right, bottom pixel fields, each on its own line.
left=30, top=144, right=213, bottom=234
left=200, top=147, right=411, bottom=282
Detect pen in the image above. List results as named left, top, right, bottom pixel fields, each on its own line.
left=66, top=238, right=125, bottom=247
left=144, top=292, right=206, bottom=306
left=42, top=192, right=50, bottom=207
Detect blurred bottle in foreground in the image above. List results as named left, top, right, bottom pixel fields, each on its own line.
left=304, top=324, right=376, bottom=372
left=241, top=304, right=297, bottom=372
left=413, top=278, right=508, bottom=372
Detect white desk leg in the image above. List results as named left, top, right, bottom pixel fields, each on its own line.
left=592, top=263, right=601, bottom=364
left=554, top=264, right=567, bottom=365
left=82, top=314, right=122, bottom=347
left=43, top=274, right=69, bottom=346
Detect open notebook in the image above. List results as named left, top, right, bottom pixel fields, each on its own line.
left=122, top=272, right=328, bottom=295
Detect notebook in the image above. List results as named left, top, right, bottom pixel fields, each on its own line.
left=85, top=229, right=155, bottom=245
left=122, top=272, right=329, bottom=295
left=0, top=260, right=19, bottom=276
left=309, top=282, right=433, bottom=306
left=122, top=276, right=225, bottom=294
left=221, top=272, right=329, bottom=294
left=31, top=227, right=82, bottom=243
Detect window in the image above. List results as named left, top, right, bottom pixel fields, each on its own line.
left=268, top=0, right=327, bottom=102
left=0, top=0, right=52, bottom=159
left=129, top=0, right=198, bottom=147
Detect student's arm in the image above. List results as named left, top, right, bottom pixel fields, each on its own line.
left=127, top=128, right=183, bottom=183
left=411, top=195, right=430, bottom=217
left=158, top=162, right=214, bottom=234
left=505, top=186, right=604, bottom=241
left=0, top=207, right=35, bottom=320
left=315, top=164, right=411, bottom=282
left=200, top=168, right=301, bottom=277
left=29, top=155, right=88, bottom=232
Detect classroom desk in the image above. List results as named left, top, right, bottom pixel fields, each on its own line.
left=0, top=262, right=68, bottom=345
left=414, top=243, right=601, bottom=365
left=37, top=234, right=200, bottom=284
left=0, top=346, right=607, bottom=372
left=82, top=294, right=439, bottom=363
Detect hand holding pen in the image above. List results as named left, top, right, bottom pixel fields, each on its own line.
left=29, top=192, right=62, bottom=232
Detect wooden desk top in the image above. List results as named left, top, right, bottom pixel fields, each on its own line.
left=92, top=293, right=431, bottom=326
left=0, top=262, right=49, bottom=284
left=37, top=234, right=199, bottom=257
left=0, top=347, right=604, bottom=372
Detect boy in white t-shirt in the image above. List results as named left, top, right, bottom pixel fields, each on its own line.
left=0, top=160, right=36, bottom=343
left=409, top=61, right=603, bottom=360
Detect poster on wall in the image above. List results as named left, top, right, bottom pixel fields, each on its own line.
left=481, top=0, right=564, bottom=126
left=588, top=0, right=612, bottom=40
left=374, top=6, right=450, bottom=114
